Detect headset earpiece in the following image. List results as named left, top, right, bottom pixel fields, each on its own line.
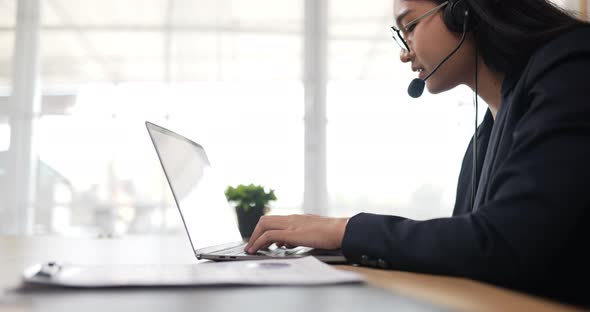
left=443, top=0, right=475, bottom=33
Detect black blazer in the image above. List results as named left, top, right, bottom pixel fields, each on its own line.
left=341, top=25, right=590, bottom=307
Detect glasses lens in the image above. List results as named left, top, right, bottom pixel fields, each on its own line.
left=390, top=27, right=409, bottom=52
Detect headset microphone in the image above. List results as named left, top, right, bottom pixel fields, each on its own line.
left=408, top=78, right=426, bottom=98
left=406, top=10, right=470, bottom=98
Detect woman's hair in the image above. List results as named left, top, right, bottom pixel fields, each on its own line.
left=433, top=0, right=589, bottom=74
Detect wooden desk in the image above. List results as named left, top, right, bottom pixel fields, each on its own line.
left=0, top=236, right=585, bottom=312
left=337, top=266, right=586, bottom=312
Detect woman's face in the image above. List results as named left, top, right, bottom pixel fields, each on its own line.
left=394, top=0, right=475, bottom=94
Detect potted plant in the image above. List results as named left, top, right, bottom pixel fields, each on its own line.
left=224, top=184, right=277, bottom=240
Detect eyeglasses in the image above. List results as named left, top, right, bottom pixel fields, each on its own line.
left=390, top=1, right=449, bottom=53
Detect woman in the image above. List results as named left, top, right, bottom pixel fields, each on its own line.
left=246, top=0, right=590, bottom=306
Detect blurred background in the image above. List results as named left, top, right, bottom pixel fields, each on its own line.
left=0, top=0, right=586, bottom=236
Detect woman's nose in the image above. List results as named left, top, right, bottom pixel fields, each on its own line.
left=400, top=49, right=413, bottom=63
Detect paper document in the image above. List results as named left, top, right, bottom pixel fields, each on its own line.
left=22, top=256, right=364, bottom=288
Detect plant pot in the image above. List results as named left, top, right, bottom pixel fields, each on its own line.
left=235, top=207, right=265, bottom=240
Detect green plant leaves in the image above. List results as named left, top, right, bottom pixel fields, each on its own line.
left=224, top=183, right=276, bottom=213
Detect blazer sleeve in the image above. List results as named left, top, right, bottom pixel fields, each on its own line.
left=341, top=54, right=590, bottom=287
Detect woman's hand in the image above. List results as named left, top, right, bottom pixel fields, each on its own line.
left=244, top=215, right=348, bottom=254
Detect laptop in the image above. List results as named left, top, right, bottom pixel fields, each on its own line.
left=145, top=121, right=346, bottom=263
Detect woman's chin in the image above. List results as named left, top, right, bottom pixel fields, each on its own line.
left=426, top=82, right=454, bottom=95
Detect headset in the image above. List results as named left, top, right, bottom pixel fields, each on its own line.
left=443, top=0, right=477, bottom=33
left=407, top=0, right=480, bottom=210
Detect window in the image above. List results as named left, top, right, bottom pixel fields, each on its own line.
left=2, top=0, right=582, bottom=235
left=3, top=0, right=304, bottom=235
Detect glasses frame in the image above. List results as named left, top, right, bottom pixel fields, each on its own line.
left=390, top=1, right=449, bottom=53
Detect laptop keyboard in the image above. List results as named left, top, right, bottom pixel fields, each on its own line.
left=218, top=244, right=297, bottom=257
left=219, top=244, right=250, bottom=256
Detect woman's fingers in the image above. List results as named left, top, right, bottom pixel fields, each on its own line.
left=247, top=230, right=290, bottom=254
left=245, top=216, right=287, bottom=252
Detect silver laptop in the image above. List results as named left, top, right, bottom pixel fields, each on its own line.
left=145, top=121, right=346, bottom=263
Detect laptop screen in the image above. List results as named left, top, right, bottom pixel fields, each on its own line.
left=146, top=122, right=242, bottom=251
